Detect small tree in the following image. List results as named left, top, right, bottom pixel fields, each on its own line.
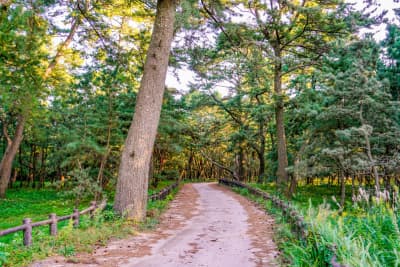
left=308, top=39, right=398, bottom=198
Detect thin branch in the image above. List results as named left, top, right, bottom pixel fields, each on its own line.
left=281, top=13, right=309, bottom=50
left=199, top=150, right=239, bottom=180
left=209, top=93, right=242, bottom=125
left=2, top=122, right=11, bottom=145
left=76, top=2, right=108, bottom=50
left=44, top=17, right=80, bottom=79
left=200, top=0, right=244, bottom=51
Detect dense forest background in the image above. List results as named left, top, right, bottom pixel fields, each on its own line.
left=0, top=0, right=399, bottom=207
left=2, top=1, right=400, bottom=266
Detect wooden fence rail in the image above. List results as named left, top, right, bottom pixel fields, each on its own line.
left=0, top=181, right=179, bottom=247
left=218, top=178, right=347, bottom=267
left=148, top=181, right=179, bottom=202
left=0, top=200, right=106, bottom=247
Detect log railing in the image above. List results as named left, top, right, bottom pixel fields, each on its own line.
left=219, top=178, right=347, bottom=267
left=148, top=181, right=179, bottom=202
left=0, top=200, right=107, bottom=247
left=0, top=181, right=180, bottom=247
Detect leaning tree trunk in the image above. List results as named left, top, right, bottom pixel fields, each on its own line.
left=113, top=0, right=177, bottom=221
left=273, top=47, right=289, bottom=186
left=0, top=115, right=26, bottom=198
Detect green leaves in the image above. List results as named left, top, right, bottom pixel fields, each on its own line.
left=0, top=4, right=49, bottom=115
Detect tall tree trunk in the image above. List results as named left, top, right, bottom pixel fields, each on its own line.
left=96, top=89, right=114, bottom=199
left=30, top=143, right=37, bottom=188
left=365, top=132, right=380, bottom=194
left=149, top=152, right=157, bottom=187
left=257, top=150, right=265, bottom=183
left=339, top=170, right=346, bottom=213
left=0, top=115, right=26, bottom=198
left=273, top=47, right=289, bottom=186
left=359, top=105, right=380, bottom=194
left=257, top=113, right=266, bottom=183
left=234, top=147, right=245, bottom=181
left=113, top=0, right=176, bottom=220
left=288, top=137, right=309, bottom=197
left=187, top=149, right=193, bottom=179
left=39, top=146, right=47, bottom=188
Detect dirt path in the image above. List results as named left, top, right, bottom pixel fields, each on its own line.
left=32, top=183, right=279, bottom=267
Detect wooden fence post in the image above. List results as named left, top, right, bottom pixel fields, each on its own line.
left=73, top=209, right=79, bottom=228
left=49, top=213, right=57, bottom=236
left=89, top=201, right=97, bottom=219
left=23, top=218, right=32, bottom=246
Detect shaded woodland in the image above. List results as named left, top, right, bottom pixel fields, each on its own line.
left=1, top=1, right=400, bottom=266
left=0, top=0, right=399, bottom=212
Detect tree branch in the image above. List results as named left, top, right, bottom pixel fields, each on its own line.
left=2, top=121, right=11, bottom=146
left=44, top=17, right=80, bottom=79
left=199, top=150, right=239, bottom=180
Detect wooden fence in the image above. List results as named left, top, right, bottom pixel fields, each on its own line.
left=148, top=181, right=179, bottom=202
left=0, top=181, right=180, bottom=247
left=218, top=178, right=347, bottom=267
left=0, top=200, right=106, bottom=247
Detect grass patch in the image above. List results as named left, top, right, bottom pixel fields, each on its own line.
left=236, top=182, right=400, bottom=267
left=0, top=184, right=180, bottom=267
left=251, top=183, right=365, bottom=212
left=0, top=188, right=90, bottom=244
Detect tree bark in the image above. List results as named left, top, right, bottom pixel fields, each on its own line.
left=256, top=105, right=266, bottom=183
left=0, top=115, right=26, bottom=198
left=339, top=170, right=346, bottom=213
left=113, top=0, right=176, bottom=220
left=273, top=47, right=289, bottom=186
left=96, top=87, right=114, bottom=200
left=234, top=147, right=245, bottom=181
left=257, top=150, right=265, bottom=183
left=359, top=105, right=380, bottom=194
left=288, top=137, right=310, bottom=196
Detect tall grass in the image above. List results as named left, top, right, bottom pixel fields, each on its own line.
left=284, top=195, right=400, bottom=266
left=244, top=183, right=400, bottom=266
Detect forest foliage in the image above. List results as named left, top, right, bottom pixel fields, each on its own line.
left=0, top=0, right=398, bottom=200
left=0, top=0, right=400, bottom=265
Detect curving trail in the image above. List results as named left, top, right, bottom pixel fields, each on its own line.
left=32, top=183, right=279, bottom=267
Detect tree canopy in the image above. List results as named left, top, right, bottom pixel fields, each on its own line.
left=0, top=0, right=399, bottom=214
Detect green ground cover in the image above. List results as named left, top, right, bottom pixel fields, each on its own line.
left=0, top=181, right=177, bottom=267
left=239, top=182, right=400, bottom=267
left=0, top=180, right=173, bottom=238
left=253, top=183, right=345, bottom=209
left=0, top=188, right=89, bottom=244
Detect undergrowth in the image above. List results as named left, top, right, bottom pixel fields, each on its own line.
left=0, top=185, right=179, bottom=267
left=231, top=185, right=400, bottom=267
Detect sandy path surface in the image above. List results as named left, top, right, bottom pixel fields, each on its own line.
left=31, top=183, right=279, bottom=267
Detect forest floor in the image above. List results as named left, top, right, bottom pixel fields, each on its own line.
left=30, top=183, right=279, bottom=267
